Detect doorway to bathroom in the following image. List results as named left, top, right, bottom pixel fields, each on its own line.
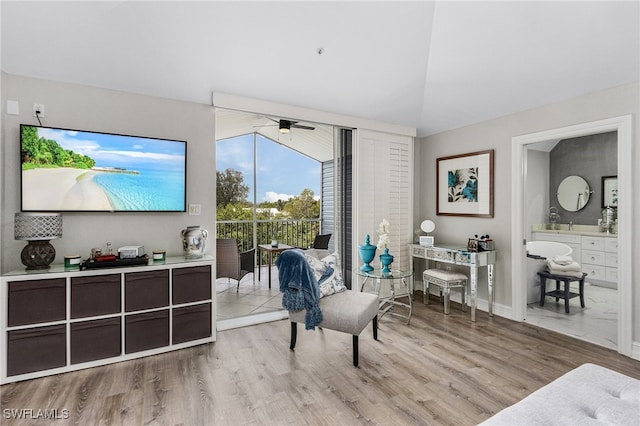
left=523, top=132, right=617, bottom=350
left=511, top=115, right=633, bottom=357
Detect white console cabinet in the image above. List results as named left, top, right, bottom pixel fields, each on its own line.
left=532, top=231, right=617, bottom=288
left=1, top=256, right=215, bottom=384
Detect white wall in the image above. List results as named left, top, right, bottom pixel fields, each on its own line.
left=525, top=149, right=550, bottom=241
left=416, top=83, right=638, bottom=341
left=1, top=73, right=216, bottom=273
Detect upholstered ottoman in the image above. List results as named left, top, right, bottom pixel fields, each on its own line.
left=479, top=363, right=640, bottom=425
left=423, top=269, right=468, bottom=314
left=289, top=290, right=379, bottom=367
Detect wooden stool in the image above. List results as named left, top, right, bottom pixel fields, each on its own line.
left=423, top=269, right=468, bottom=314
left=538, top=270, right=587, bottom=313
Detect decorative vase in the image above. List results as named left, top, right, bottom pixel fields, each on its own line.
left=380, top=247, right=394, bottom=273
left=181, top=225, right=208, bottom=259
left=358, top=234, right=377, bottom=272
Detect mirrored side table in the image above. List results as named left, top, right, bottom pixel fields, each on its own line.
left=357, top=268, right=412, bottom=324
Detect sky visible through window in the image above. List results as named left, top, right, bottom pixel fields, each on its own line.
left=216, top=134, right=321, bottom=203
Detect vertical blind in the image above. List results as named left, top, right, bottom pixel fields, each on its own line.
left=353, top=129, right=414, bottom=276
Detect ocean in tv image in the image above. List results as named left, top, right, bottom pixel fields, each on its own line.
left=21, top=125, right=186, bottom=212
left=93, top=168, right=185, bottom=211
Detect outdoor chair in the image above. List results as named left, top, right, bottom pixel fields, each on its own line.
left=216, top=238, right=256, bottom=292
left=311, top=233, right=332, bottom=249
left=305, top=233, right=331, bottom=250
left=295, top=233, right=332, bottom=251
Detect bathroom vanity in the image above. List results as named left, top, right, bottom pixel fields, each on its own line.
left=532, top=225, right=617, bottom=289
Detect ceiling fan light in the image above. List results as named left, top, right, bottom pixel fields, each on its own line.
left=279, top=122, right=291, bottom=133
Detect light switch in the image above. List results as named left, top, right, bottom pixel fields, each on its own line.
left=188, top=204, right=201, bottom=215
left=7, top=100, right=19, bottom=115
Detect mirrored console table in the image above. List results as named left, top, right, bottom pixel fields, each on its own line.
left=410, top=244, right=496, bottom=321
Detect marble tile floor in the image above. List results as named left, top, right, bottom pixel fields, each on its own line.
left=525, top=281, right=617, bottom=350
left=216, top=267, right=284, bottom=320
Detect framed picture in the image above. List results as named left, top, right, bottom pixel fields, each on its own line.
left=437, top=149, right=494, bottom=217
left=601, top=175, right=617, bottom=207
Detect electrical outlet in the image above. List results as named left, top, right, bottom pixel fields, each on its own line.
left=188, top=204, right=201, bottom=215
left=33, top=103, right=45, bottom=117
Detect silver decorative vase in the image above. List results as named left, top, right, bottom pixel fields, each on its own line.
left=181, top=226, right=208, bottom=259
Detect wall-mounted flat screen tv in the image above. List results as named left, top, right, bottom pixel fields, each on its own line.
left=20, top=124, right=187, bottom=212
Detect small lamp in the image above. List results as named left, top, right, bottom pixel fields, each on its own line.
left=15, top=213, right=63, bottom=270
left=419, top=219, right=435, bottom=246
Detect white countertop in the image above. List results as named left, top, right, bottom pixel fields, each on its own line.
left=2, top=255, right=215, bottom=277
left=531, top=224, right=617, bottom=238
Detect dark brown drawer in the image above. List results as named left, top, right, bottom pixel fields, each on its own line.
left=172, top=303, right=212, bottom=344
left=71, top=317, right=121, bottom=364
left=172, top=265, right=212, bottom=304
left=71, top=274, right=121, bottom=319
left=125, top=270, right=169, bottom=312
left=8, top=278, right=66, bottom=326
left=7, top=325, right=66, bottom=376
left=125, top=310, right=169, bottom=353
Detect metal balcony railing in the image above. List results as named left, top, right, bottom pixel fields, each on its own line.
left=216, top=218, right=322, bottom=257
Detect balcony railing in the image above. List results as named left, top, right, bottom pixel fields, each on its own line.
left=216, top=219, right=322, bottom=253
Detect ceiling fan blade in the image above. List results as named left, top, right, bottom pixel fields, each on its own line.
left=291, top=124, right=315, bottom=130
left=254, top=117, right=315, bottom=131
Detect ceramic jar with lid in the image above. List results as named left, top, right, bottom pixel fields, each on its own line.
left=181, top=226, right=208, bottom=259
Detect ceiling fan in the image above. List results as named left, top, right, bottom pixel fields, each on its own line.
left=258, top=117, right=316, bottom=134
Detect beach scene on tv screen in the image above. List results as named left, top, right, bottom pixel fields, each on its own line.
left=21, top=126, right=186, bottom=211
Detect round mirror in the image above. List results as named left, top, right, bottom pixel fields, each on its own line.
left=557, top=176, right=591, bottom=211
left=420, top=219, right=435, bottom=233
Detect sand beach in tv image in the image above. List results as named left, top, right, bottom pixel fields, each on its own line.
left=22, top=168, right=113, bottom=211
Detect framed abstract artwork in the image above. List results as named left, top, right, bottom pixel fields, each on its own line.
left=601, top=175, right=617, bottom=207
left=436, top=149, right=494, bottom=217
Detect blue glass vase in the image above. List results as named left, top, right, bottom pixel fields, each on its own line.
left=358, top=234, right=377, bottom=272
left=380, top=247, right=394, bottom=273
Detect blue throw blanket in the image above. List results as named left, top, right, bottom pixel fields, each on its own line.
left=276, top=249, right=323, bottom=330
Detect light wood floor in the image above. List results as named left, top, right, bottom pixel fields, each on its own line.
left=2, top=298, right=639, bottom=426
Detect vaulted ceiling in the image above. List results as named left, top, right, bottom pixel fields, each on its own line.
left=2, top=1, right=638, bottom=137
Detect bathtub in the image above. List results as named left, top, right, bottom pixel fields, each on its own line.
left=526, top=241, right=573, bottom=304
left=526, top=240, right=573, bottom=259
